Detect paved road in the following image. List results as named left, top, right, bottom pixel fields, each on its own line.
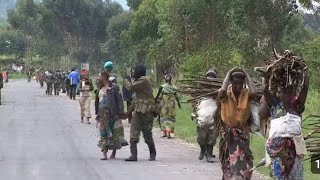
left=0, top=80, right=266, bottom=180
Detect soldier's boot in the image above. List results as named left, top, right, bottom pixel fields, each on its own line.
left=199, top=145, right=206, bottom=160
left=148, top=144, right=156, bottom=161
left=206, top=145, right=215, bottom=163
left=125, top=143, right=138, bottom=161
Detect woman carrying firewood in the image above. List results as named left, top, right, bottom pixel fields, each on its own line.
left=218, top=67, right=256, bottom=179
left=259, top=75, right=309, bottom=179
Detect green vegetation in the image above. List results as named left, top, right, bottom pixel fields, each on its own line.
left=9, top=71, right=26, bottom=79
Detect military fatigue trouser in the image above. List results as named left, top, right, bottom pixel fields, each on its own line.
left=130, top=112, right=155, bottom=146
left=54, top=83, right=61, bottom=95
left=197, top=126, right=218, bottom=146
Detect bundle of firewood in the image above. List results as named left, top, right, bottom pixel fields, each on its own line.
left=303, top=115, right=320, bottom=161
left=178, top=76, right=263, bottom=103
left=256, top=50, right=308, bottom=90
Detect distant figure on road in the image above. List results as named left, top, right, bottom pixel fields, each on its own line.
left=0, top=72, right=3, bottom=105
left=39, top=71, right=45, bottom=88
left=157, top=74, right=181, bottom=139
left=79, top=73, right=94, bottom=124
left=53, top=70, right=63, bottom=96
left=2, top=70, right=7, bottom=83
left=27, top=69, right=32, bottom=83
left=124, top=65, right=157, bottom=162
left=45, top=70, right=54, bottom=95
left=96, top=72, right=127, bottom=160
left=122, top=68, right=134, bottom=124
left=65, top=71, right=71, bottom=96
left=68, top=68, right=80, bottom=100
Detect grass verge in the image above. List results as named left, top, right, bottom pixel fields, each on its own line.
left=172, top=90, right=320, bottom=180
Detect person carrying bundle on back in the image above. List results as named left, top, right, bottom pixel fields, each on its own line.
left=258, top=50, right=309, bottom=180
left=191, top=67, right=219, bottom=163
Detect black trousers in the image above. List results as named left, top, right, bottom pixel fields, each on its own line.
left=46, top=82, right=53, bottom=95
left=69, top=85, right=77, bottom=99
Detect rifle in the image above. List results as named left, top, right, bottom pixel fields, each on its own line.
left=155, top=86, right=163, bottom=130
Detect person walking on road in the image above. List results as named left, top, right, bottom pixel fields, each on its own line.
left=124, top=65, right=157, bottom=162
left=96, top=72, right=127, bottom=160
left=27, top=69, right=32, bottom=83
left=79, top=73, right=94, bottom=124
left=45, top=70, right=54, bottom=95
left=157, top=74, right=181, bottom=139
left=68, top=68, right=80, bottom=100
left=53, top=70, right=63, bottom=96
left=218, top=68, right=256, bottom=180
left=193, top=67, right=219, bottom=163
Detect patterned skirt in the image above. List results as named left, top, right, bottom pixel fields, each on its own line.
left=97, top=110, right=128, bottom=151
left=219, top=123, right=253, bottom=180
left=160, top=95, right=176, bottom=134
left=266, top=137, right=303, bottom=180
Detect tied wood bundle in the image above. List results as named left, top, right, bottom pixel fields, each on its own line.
left=177, top=76, right=223, bottom=102
left=261, top=50, right=308, bottom=90
left=178, top=75, right=263, bottom=103
left=302, top=115, right=320, bottom=161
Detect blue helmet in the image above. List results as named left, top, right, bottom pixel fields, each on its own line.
left=104, top=61, right=114, bottom=71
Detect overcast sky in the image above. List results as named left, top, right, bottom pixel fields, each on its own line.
left=114, top=0, right=129, bottom=10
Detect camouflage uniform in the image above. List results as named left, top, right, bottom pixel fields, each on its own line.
left=125, top=76, right=156, bottom=161
left=53, top=72, right=63, bottom=96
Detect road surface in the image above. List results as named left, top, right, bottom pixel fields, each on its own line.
left=0, top=80, right=267, bottom=180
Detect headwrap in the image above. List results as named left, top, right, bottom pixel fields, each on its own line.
left=205, top=67, right=218, bottom=78
left=104, top=61, right=114, bottom=71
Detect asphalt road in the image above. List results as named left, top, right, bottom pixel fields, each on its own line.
left=0, top=80, right=266, bottom=180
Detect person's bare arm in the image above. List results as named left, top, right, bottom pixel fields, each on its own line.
left=243, top=69, right=256, bottom=95
left=218, top=68, right=235, bottom=100
left=298, top=75, right=309, bottom=106
left=259, top=102, right=271, bottom=120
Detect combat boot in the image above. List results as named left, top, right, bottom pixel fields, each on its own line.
left=148, top=144, right=156, bottom=161
left=199, top=145, right=206, bottom=160
left=206, top=145, right=215, bottom=163
left=125, top=143, right=138, bottom=161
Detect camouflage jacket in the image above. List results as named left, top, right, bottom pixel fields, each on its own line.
left=125, top=76, right=155, bottom=114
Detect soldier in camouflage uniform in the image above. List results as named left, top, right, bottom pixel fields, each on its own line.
left=0, top=72, right=3, bottom=105
left=124, top=65, right=157, bottom=162
left=53, top=70, right=63, bottom=96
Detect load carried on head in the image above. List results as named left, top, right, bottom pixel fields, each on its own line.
left=256, top=49, right=308, bottom=92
